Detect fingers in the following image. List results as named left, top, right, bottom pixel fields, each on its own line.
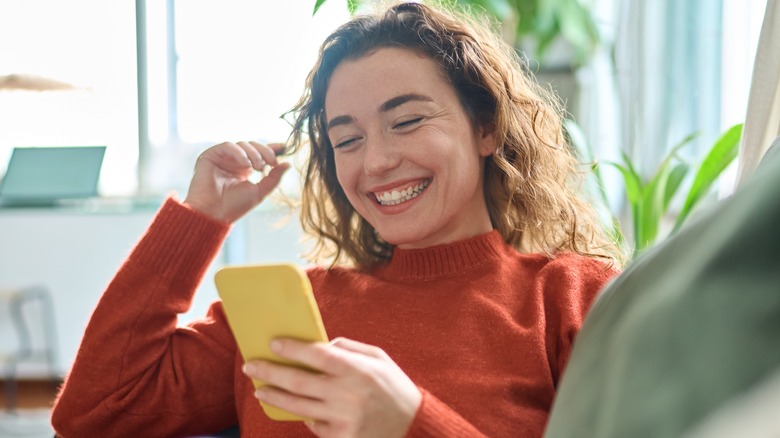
left=254, top=162, right=290, bottom=195
left=244, top=360, right=329, bottom=400
left=329, top=337, right=388, bottom=359
left=185, top=140, right=290, bottom=224
left=264, top=142, right=288, bottom=158
left=254, top=385, right=329, bottom=421
left=236, top=140, right=288, bottom=168
left=245, top=338, right=420, bottom=436
left=269, top=339, right=356, bottom=376
left=267, top=337, right=388, bottom=378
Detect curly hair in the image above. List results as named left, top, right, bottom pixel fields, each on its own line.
left=283, top=1, right=623, bottom=269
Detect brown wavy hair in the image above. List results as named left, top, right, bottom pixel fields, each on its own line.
left=283, top=1, right=623, bottom=269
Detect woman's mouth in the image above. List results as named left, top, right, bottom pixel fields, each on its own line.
left=373, top=179, right=430, bottom=206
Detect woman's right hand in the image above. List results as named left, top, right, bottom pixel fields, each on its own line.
left=183, top=141, right=290, bottom=224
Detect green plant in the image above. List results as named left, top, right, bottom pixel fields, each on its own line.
left=567, top=121, right=744, bottom=258
left=312, top=0, right=601, bottom=66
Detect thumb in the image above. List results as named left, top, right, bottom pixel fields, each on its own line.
left=254, top=162, right=291, bottom=199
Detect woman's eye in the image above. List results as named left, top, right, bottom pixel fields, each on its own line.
left=333, top=137, right=359, bottom=149
left=394, top=117, right=423, bottom=129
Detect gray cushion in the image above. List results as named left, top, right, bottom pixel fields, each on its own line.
left=545, top=138, right=780, bottom=438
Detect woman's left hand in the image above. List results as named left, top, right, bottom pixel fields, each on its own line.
left=242, top=337, right=422, bottom=438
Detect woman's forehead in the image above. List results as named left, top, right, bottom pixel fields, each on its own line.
left=323, top=48, right=452, bottom=113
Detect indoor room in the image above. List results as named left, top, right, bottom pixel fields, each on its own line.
left=1, top=0, right=778, bottom=437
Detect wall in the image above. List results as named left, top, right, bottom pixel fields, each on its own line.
left=0, top=202, right=306, bottom=379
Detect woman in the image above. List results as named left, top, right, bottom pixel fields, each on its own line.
left=52, top=2, right=621, bottom=437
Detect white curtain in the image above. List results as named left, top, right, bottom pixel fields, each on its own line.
left=575, top=0, right=624, bottom=213
left=579, top=0, right=723, bottom=227
left=735, top=0, right=780, bottom=187
left=612, top=0, right=723, bottom=178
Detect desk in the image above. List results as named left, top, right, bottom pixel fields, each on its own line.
left=0, top=201, right=306, bottom=379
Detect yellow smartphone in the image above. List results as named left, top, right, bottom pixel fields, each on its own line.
left=214, top=263, right=329, bottom=421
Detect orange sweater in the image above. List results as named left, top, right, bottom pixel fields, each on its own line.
left=52, top=198, right=617, bottom=437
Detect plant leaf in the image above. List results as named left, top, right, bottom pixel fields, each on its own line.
left=512, top=0, right=538, bottom=36
left=633, top=131, right=699, bottom=252
left=674, top=123, right=743, bottom=230
left=665, top=130, right=700, bottom=166
left=619, top=149, right=641, bottom=185
left=556, top=0, right=600, bottom=64
left=638, top=162, right=671, bottom=251
left=605, top=161, right=642, bottom=207
left=663, top=163, right=689, bottom=211
left=347, top=0, right=360, bottom=15
left=535, top=26, right=560, bottom=60
left=456, top=0, right=504, bottom=17
left=484, top=0, right=513, bottom=18
left=605, top=160, right=643, bottom=252
left=313, top=0, right=328, bottom=16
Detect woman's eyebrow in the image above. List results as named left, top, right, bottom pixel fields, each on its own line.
left=326, top=115, right=354, bottom=132
left=326, top=93, right=433, bottom=131
left=379, top=93, right=433, bottom=113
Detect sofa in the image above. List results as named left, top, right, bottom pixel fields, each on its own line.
left=544, top=138, right=780, bottom=437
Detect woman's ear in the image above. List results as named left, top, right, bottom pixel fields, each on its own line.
left=476, top=122, right=497, bottom=157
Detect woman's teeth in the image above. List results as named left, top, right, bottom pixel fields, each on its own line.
left=374, top=180, right=429, bottom=206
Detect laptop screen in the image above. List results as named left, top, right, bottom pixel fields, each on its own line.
left=0, top=146, right=106, bottom=207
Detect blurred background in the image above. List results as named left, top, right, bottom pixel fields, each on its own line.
left=0, top=0, right=771, bottom=436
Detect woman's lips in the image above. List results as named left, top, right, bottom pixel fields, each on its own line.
left=372, top=179, right=431, bottom=206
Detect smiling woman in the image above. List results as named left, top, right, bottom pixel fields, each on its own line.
left=51, top=3, right=622, bottom=437
left=324, top=49, right=495, bottom=250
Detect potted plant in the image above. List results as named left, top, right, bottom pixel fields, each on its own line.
left=566, top=120, right=745, bottom=259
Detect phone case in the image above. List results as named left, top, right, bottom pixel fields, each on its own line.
left=214, top=263, right=329, bottom=421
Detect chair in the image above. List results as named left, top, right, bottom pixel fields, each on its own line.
left=0, top=285, right=59, bottom=412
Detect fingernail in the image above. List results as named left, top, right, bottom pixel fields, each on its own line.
left=242, top=363, right=255, bottom=375
left=269, top=339, right=282, bottom=353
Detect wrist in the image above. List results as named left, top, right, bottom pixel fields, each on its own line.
left=182, top=198, right=229, bottom=224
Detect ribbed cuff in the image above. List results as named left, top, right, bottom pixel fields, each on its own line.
left=405, top=388, right=487, bottom=438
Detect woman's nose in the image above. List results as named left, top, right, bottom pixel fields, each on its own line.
left=363, top=135, right=402, bottom=176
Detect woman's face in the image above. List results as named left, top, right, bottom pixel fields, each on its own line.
left=324, top=47, right=495, bottom=249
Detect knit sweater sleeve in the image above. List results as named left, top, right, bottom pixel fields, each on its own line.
left=405, top=389, right=489, bottom=437
left=539, top=253, right=618, bottom=385
left=51, top=198, right=239, bottom=438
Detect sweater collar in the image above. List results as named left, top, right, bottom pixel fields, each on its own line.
left=375, top=230, right=507, bottom=281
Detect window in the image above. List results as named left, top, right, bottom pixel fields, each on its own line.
left=1, top=1, right=348, bottom=200
left=138, top=0, right=349, bottom=197
left=0, top=0, right=138, bottom=196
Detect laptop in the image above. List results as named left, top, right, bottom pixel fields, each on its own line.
left=0, top=146, right=106, bottom=207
